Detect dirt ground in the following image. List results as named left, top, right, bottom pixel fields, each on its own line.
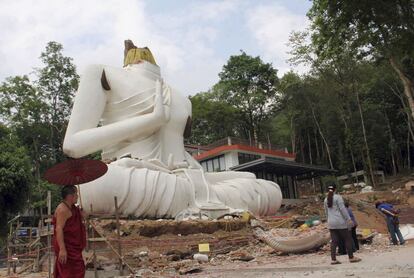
left=3, top=239, right=412, bottom=277
left=198, top=241, right=414, bottom=278
left=2, top=176, right=414, bottom=277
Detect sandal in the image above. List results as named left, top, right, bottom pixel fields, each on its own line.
left=349, top=257, right=361, bottom=263
left=331, top=260, right=341, bottom=265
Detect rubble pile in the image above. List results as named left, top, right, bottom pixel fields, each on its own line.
left=269, top=223, right=328, bottom=241
left=81, top=185, right=413, bottom=276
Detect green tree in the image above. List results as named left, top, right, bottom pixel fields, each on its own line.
left=0, top=125, right=32, bottom=236
left=0, top=76, right=48, bottom=180
left=213, top=52, right=279, bottom=141
left=0, top=41, right=79, bottom=214
left=189, top=92, right=242, bottom=145
left=308, top=0, right=414, bottom=119
left=36, top=41, right=79, bottom=163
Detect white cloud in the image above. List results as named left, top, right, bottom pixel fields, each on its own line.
left=246, top=3, right=310, bottom=76
left=0, top=1, right=311, bottom=94
left=0, top=0, right=239, bottom=94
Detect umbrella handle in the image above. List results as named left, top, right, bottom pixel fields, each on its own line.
left=77, top=184, right=83, bottom=210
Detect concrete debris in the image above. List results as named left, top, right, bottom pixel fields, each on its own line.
left=405, top=180, right=414, bottom=191
left=138, top=251, right=148, bottom=257
left=193, top=253, right=209, bottom=262
left=400, top=224, right=414, bottom=240
left=361, top=186, right=374, bottom=193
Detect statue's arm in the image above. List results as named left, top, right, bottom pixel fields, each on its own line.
left=63, top=65, right=166, bottom=158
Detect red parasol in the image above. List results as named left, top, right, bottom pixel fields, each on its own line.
left=44, top=158, right=108, bottom=186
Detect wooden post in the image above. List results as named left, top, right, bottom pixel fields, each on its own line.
left=86, top=213, right=90, bottom=252
left=91, top=204, right=98, bottom=278
left=34, top=220, right=41, bottom=272
left=47, top=191, right=52, bottom=278
left=6, top=233, right=10, bottom=275
left=12, top=219, right=19, bottom=274
left=29, top=227, right=33, bottom=251
left=89, top=222, right=135, bottom=274
left=114, top=196, right=123, bottom=275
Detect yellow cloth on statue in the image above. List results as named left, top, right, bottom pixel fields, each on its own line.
left=124, top=47, right=157, bottom=66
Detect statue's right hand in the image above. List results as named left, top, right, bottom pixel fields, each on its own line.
left=58, top=248, right=67, bottom=264
left=152, top=79, right=167, bottom=124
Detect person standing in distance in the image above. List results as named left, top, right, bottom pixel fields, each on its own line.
left=375, top=201, right=405, bottom=246
left=324, top=183, right=361, bottom=264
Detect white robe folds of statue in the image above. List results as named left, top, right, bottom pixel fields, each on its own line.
left=64, top=61, right=283, bottom=219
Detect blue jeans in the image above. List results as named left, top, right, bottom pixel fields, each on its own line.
left=386, top=217, right=405, bottom=245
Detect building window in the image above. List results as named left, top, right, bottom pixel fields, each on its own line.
left=219, top=156, right=226, bottom=170
left=207, top=160, right=213, bottom=172
left=238, top=152, right=260, bottom=165
left=200, top=155, right=226, bottom=172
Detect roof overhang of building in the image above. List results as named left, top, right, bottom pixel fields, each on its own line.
left=230, top=157, right=336, bottom=179
left=194, top=144, right=296, bottom=161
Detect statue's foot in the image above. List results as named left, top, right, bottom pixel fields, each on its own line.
left=174, top=206, right=231, bottom=221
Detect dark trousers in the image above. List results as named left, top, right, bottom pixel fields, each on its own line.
left=386, top=217, right=405, bottom=245
left=338, top=237, right=346, bottom=255
left=330, top=229, right=354, bottom=261
left=351, top=227, right=359, bottom=250
left=337, top=228, right=359, bottom=254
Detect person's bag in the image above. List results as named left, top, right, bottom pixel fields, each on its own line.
left=392, top=216, right=400, bottom=225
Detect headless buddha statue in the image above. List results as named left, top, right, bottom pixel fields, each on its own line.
left=63, top=40, right=282, bottom=219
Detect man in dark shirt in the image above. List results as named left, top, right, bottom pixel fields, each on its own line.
left=376, top=201, right=405, bottom=245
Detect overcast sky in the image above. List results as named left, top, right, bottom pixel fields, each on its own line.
left=0, top=0, right=311, bottom=95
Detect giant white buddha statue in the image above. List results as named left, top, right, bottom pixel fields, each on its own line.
left=63, top=40, right=282, bottom=219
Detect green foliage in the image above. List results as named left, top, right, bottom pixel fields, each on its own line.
left=0, top=125, right=32, bottom=236
left=308, top=0, right=414, bottom=61
left=189, top=41, right=413, bottom=178
left=189, top=92, right=242, bottom=145
left=308, top=0, right=414, bottom=130
left=36, top=41, right=79, bottom=163
left=213, top=52, right=279, bottom=140
left=0, top=41, right=79, bottom=216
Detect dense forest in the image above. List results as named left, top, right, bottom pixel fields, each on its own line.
left=0, top=0, right=413, bottom=236
left=189, top=0, right=414, bottom=187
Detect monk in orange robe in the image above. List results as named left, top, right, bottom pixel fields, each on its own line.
left=52, top=185, right=86, bottom=278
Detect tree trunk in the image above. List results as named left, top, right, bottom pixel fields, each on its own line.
left=387, top=81, right=414, bottom=140
left=267, top=133, right=271, bottom=149
left=310, top=105, right=334, bottom=169
left=299, top=135, right=305, bottom=163
left=49, top=125, right=56, bottom=164
left=350, top=149, right=358, bottom=184
left=314, top=129, right=321, bottom=163
left=340, top=110, right=358, bottom=184
left=355, top=90, right=376, bottom=187
left=33, top=138, right=41, bottom=181
left=389, top=57, right=414, bottom=120
left=290, top=116, right=296, bottom=154
left=384, top=113, right=397, bottom=175
left=307, top=130, right=313, bottom=165
left=408, top=129, right=411, bottom=170
left=307, top=130, right=316, bottom=193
